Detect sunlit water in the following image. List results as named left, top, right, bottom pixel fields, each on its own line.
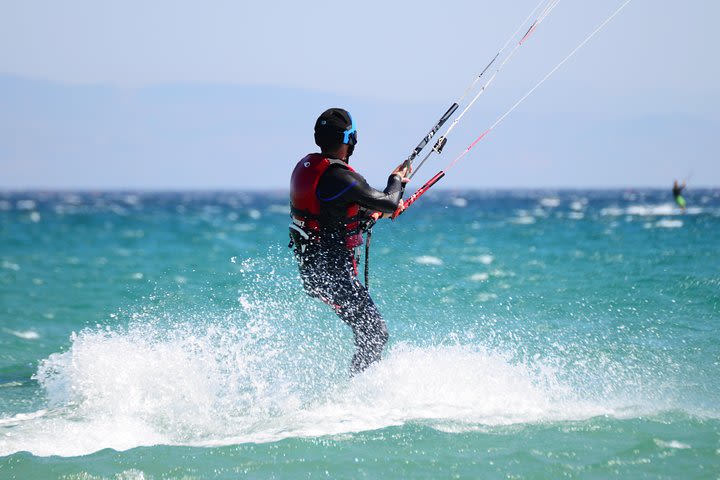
left=1, top=189, right=719, bottom=478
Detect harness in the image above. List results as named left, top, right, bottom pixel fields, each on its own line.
left=289, top=153, right=366, bottom=251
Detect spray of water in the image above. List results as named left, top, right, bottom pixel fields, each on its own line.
left=0, top=249, right=707, bottom=457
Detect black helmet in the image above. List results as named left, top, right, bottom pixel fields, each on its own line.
left=314, top=108, right=357, bottom=149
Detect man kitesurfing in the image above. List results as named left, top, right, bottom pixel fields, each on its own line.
left=287, top=1, right=634, bottom=375
left=288, top=108, right=411, bottom=375
left=673, top=179, right=687, bottom=211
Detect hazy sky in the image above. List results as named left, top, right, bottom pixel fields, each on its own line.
left=1, top=0, right=719, bottom=189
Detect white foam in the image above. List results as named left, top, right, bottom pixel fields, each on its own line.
left=471, top=255, right=494, bottom=265
left=627, top=204, right=677, bottom=216
left=0, top=320, right=619, bottom=457
left=601, top=207, right=624, bottom=217
left=0, top=381, right=24, bottom=388
left=4, top=329, right=40, bottom=340
left=655, top=219, right=683, bottom=228
left=208, top=343, right=616, bottom=447
left=0, top=313, right=703, bottom=458
left=4, top=325, right=231, bottom=456
left=123, top=195, right=140, bottom=206
left=0, top=410, right=48, bottom=426
left=602, top=203, right=697, bottom=217
left=539, top=197, right=560, bottom=208
left=570, top=200, right=586, bottom=211
left=654, top=439, right=691, bottom=449
left=2, top=260, right=20, bottom=271
left=476, top=293, right=498, bottom=302
left=415, top=255, right=443, bottom=266
left=512, top=215, right=536, bottom=225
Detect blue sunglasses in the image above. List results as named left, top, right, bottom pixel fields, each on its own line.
left=342, top=112, right=357, bottom=145
left=343, top=126, right=357, bottom=146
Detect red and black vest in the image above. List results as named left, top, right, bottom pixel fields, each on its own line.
left=290, top=153, right=363, bottom=250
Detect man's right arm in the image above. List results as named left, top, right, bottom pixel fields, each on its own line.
left=317, top=166, right=403, bottom=213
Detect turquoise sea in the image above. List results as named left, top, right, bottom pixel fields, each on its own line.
left=1, top=188, right=719, bottom=479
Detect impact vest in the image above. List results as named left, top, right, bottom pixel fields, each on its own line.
left=289, top=153, right=363, bottom=250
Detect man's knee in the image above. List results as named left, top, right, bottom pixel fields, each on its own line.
left=375, top=320, right=389, bottom=348
left=355, top=316, right=387, bottom=353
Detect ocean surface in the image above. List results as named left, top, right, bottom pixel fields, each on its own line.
left=0, top=188, right=718, bottom=479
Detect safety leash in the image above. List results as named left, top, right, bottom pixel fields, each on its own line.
left=364, top=227, right=372, bottom=288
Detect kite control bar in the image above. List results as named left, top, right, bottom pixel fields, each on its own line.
left=402, top=104, right=458, bottom=172
left=392, top=170, right=445, bottom=219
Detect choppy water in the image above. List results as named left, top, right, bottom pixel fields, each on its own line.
left=1, top=189, right=719, bottom=479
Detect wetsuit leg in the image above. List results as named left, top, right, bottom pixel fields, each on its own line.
left=675, top=195, right=686, bottom=209
left=296, top=246, right=388, bottom=374
left=332, top=279, right=389, bottom=374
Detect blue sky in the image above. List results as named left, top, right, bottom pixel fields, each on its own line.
left=1, top=0, right=718, bottom=189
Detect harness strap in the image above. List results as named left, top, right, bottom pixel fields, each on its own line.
left=289, top=222, right=309, bottom=240
left=364, top=226, right=372, bottom=288
left=291, top=207, right=365, bottom=226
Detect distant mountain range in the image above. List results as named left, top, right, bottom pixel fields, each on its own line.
left=1, top=75, right=716, bottom=189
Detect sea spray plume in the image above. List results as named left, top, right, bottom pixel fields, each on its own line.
left=256, top=342, right=607, bottom=439
left=22, top=248, right=351, bottom=455
left=28, top=310, right=345, bottom=454
left=8, top=242, right=712, bottom=457
left=230, top=247, right=354, bottom=387
left=11, top=317, right=706, bottom=456
left=35, top=322, right=223, bottom=436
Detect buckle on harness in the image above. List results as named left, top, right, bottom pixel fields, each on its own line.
left=289, top=222, right=310, bottom=253
left=289, top=222, right=309, bottom=240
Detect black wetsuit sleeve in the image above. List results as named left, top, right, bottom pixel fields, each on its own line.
left=317, top=166, right=403, bottom=213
